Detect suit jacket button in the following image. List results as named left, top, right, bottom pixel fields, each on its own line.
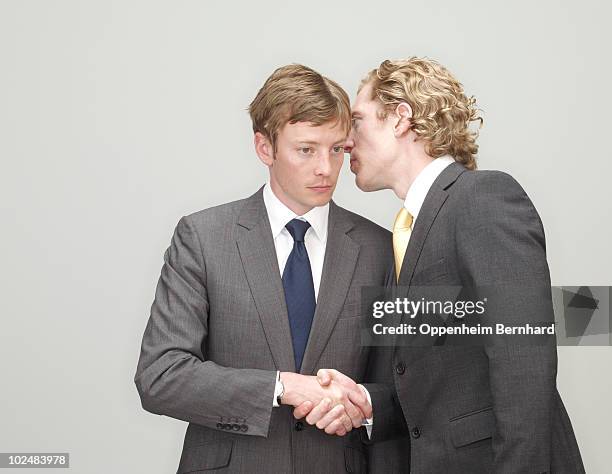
left=232, top=423, right=240, bottom=431
left=411, top=426, right=421, bottom=438
left=395, top=362, right=406, bottom=375
left=295, top=421, right=304, bottom=431
left=240, top=424, right=248, bottom=432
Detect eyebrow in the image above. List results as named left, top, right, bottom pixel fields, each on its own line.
left=294, top=140, right=346, bottom=146
left=351, top=111, right=363, bottom=118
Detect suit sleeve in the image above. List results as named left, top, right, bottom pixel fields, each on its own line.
left=457, top=171, right=557, bottom=472
left=134, top=216, right=277, bottom=437
left=361, top=344, right=409, bottom=443
left=361, top=382, right=409, bottom=443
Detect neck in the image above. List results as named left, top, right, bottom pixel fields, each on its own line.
left=389, top=140, right=435, bottom=200
left=269, top=180, right=314, bottom=216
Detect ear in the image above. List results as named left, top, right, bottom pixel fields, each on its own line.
left=254, top=132, right=274, bottom=166
left=393, top=102, right=413, bottom=137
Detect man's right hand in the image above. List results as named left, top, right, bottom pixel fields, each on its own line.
left=284, top=370, right=372, bottom=436
left=280, top=371, right=370, bottom=435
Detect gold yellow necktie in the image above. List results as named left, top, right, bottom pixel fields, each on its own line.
left=393, top=207, right=413, bottom=282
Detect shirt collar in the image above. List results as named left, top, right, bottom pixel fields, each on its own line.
left=403, top=155, right=455, bottom=221
left=262, top=183, right=329, bottom=243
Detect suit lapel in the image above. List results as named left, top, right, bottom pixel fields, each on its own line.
left=300, top=202, right=359, bottom=375
left=236, top=188, right=296, bottom=372
left=397, top=162, right=467, bottom=287
left=397, top=189, right=449, bottom=287
left=388, top=162, right=467, bottom=350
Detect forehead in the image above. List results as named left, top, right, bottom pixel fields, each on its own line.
left=353, top=83, right=379, bottom=115
left=280, top=120, right=347, bottom=143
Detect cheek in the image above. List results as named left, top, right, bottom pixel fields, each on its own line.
left=274, top=152, right=301, bottom=177
left=368, top=129, right=393, bottom=155
left=359, top=126, right=378, bottom=149
left=357, top=129, right=378, bottom=156
left=332, top=156, right=344, bottom=174
left=278, top=157, right=313, bottom=188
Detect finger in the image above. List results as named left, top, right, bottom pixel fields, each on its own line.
left=305, top=398, right=332, bottom=425
left=324, top=368, right=355, bottom=386
left=346, top=385, right=367, bottom=407
left=316, top=404, right=345, bottom=430
left=340, top=412, right=352, bottom=433
left=350, top=399, right=371, bottom=420
left=325, top=415, right=350, bottom=435
left=316, top=369, right=333, bottom=386
left=321, top=370, right=369, bottom=417
left=342, top=400, right=365, bottom=428
left=293, top=400, right=313, bottom=419
left=335, top=426, right=347, bottom=437
left=347, top=387, right=372, bottom=419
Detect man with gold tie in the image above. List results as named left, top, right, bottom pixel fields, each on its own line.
left=295, top=57, right=585, bottom=473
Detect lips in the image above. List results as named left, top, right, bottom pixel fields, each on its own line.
left=309, top=185, right=332, bottom=192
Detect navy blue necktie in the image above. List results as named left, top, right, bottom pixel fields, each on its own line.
left=282, top=219, right=316, bottom=371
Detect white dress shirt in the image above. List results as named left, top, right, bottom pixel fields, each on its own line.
left=403, top=155, right=455, bottom=224
left=262, top=183, right=328, bottom=301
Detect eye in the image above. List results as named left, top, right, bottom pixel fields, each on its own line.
left=332, top=145, right=345, bottom=154
left=351, top=117, right=360, bottom=129
left=299, top=147, right=314, bottom=154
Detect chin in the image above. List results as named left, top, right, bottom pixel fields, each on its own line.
left=355, top=174, right=377, bottom=192
left=299, top=195, right=329, bottom=210
left=311, top=195, right=332, bottom=207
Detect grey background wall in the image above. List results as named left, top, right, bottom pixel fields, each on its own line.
left=1, top=0, right=610, bottom=472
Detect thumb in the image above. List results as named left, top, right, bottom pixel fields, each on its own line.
left=317, top=368, right=332, bottom=386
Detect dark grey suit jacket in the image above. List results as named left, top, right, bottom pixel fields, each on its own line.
left=135, top=187, right=393, bottom=473
left=364, top=163, right=585, bottom=474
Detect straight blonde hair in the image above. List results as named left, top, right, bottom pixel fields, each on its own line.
left=249, top=64, right=351, bottom=149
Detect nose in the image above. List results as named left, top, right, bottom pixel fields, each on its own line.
left=344, top=134, right=355, bottom=154
left=314, top=151, right=332, bottom=176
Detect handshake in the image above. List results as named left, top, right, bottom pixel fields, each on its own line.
left=280, top=369, right=372, bottom=437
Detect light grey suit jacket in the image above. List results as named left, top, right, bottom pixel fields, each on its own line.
left=135, top=187, right=393, bottom=473
left=364, top=163, right=584, bottom=473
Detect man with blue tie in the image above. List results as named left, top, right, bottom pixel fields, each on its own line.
left=135, top=64, right=392, bottom=473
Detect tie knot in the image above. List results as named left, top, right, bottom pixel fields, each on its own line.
left=285, top=219, right=311, bottom=242
left=393, top=207, right=413, bottom=232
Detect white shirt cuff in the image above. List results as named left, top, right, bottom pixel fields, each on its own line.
left=358, top=384, right=373, bottom=439
left=272, top=371, right=282, bottom=407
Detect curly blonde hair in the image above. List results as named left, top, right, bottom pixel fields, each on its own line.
left=360, top=58, right=482, bottom=170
